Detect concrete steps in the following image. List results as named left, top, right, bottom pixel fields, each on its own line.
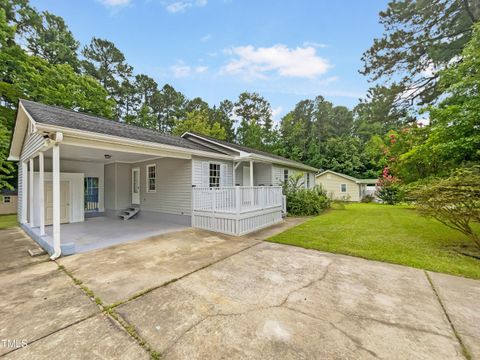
left=119, top=207, right=140, bottom=220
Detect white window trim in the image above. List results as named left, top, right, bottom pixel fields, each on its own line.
left=340, top=183, right=347, bottom=193
left=146, top=164, right=156, bottom=193
left=208, top=162, right=221, bottom=188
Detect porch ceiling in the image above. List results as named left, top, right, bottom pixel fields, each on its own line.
left=43, top=144, right=160, bottom=164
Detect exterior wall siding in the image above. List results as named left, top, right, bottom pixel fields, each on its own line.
left=272, top=165, right=316, bottom=188
left=20, top=131, right=45, bottom=162
left=192, top=156, right=233, bottom=187
left=0, top=195, right=18, bottom=215
left=316, top=173, right=360, bottom=201
left=134, top=158, right=192, bottom=216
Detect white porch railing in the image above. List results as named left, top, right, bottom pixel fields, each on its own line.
left=192, top=186, right=283, bottom=213
left=192, top=186, right=284, bottom=235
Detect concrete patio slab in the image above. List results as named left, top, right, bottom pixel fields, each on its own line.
left=0, top=262, right=100, bottom=356
left=0, top=228, right=48, bottom=271
left=58, top=228, right=260, bottom=305
left=117, top=242, right=465, bottom=359
left=3, top=314, right=149, bottom=360
left=429, top=271, right=480, bottom=359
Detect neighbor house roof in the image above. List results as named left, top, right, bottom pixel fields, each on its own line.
left=0, top=189, right=17, bottom=196
left=316, top=170, right=377, bottom=184
left=19, top=100, right=220, bottom=154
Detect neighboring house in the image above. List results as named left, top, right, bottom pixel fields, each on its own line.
left=8, top=99, right=317, bottom=257
left=315, top=170, right=377, bottom=202
left=0, top=189, right=18, bottom=215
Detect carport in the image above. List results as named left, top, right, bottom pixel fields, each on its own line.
left=25, top=215, right=188, bottom=254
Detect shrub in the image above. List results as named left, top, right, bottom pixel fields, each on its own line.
left=361, top=195, right=375, bottom=203
left=410, top=166, right=480, bottom=248
left=376, top=167, right=403, bottom=204
left=283, top=173, right=330, bottom=216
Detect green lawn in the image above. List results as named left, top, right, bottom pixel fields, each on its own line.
left=0, top=214, right=18, bottom=230
left=268, top=203, right=480, bottom=279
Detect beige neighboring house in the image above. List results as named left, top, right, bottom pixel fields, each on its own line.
left=0, top=190, right=18, bottom=215
left=315, top=170, right=377, bottom=202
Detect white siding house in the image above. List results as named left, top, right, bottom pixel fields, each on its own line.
left=8, top=100, right=318, bottom=257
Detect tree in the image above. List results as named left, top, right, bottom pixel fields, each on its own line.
left=279, top=100, right=315, bottom=162
left=211, top=100, right=235, bottom=142
left=361, top=0, right=480, bottom=107
left=353, top=85, right=413, bottom=142
left=151, top=84, right=186, bottom=132
left=235, top=92, right=273, bottom=150
left=26, top=11, right=79, bottom=69
left=134, top=74, right=157, bottom=104
left=82, top=37, right=132, bottom=109
left=172, top=109, right=227, bottom=140
left=395, top=23, right=480, bottom=182
left=411, top=166, right=480, bottom=248
left=319, top=137, right=365, bottom=177
left=0, top=0, right=41, bottom=44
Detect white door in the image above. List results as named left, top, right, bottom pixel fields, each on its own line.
left=132, top=167, right=140, bottom=205
left=45, top=181, right=70, bottom=225
left=243, top=166, right=251, bottom=186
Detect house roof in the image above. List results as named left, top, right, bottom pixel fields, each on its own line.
left=13, top=100, right=317, bottom=172
left=0, top=189, right=17, bottom=196
left=182, top=132, right=318, bottom=172
left=316, top=170, right=377, bottom=184
left=19, top=100, right=220, bottom=154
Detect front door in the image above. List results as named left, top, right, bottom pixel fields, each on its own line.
left=45, top=181, right=70, bottom=225
left=132, top=167, right=140, bottom=205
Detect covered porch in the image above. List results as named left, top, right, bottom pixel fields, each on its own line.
left=19, top=135, right=195, bottom=257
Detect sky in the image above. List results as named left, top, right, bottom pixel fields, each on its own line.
left=30, top=0, right=389, bottom=121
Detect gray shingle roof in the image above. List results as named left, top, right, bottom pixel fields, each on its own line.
left=184, top=132, right=318, bottom=171
left=20, top=100, right=220, bottom=154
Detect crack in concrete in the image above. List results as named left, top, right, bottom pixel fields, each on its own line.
left=0, top=313, right=98, bottom=358
left=424, top=271, right=472, bottom=360
left=328, top=321, right=381, bottom=359
left=162, top=262, right=333, bottom=356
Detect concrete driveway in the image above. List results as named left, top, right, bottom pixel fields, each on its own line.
left=0, top=222, right=479, bottom=359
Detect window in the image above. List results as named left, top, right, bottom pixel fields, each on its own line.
left=209, top=163, right=221, bottom=187
left=283, top=169, right=289, bottom=182
left=84, top=177, right=99, bottom=211
left=341, top=184, right=347, bottom=193
left=306, top=174, right=310, bottom=188
left=3, top=196, right=10, bottom=203
left=146, top=164, right=156, bottom=192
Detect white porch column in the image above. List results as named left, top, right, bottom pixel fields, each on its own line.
left=249, top=160, right=253, bottom=187
left=39, top=152, right=45, bottom=236
left=21, top=162, right=28, bottom=224
left=51, top=144, right=61, bottom=259
left=29, top=158, right=34, bottom=226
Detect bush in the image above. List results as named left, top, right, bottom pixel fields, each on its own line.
left=283, top=174, right=330, bottom=216
left=361, top=195, right=375, bottom=203
left=410, top=166, right=480, bottom=248
left=376, top=184, right=403, bottom=204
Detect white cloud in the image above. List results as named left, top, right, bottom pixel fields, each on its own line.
left=302, top=41, right=328, bottom=48
left=195, top=66, right=208, bottom=73
left=221, top=44, right=331, bottom=79
left=98, top=0, right=131, bottom=7
left=164, top=0, right=207, bottom=13
left=200, top=34, right=212, bottom=42
left=170, top=62, right=191, bottom=78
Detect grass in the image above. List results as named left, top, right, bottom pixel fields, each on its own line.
left=268, top=203, right=480, bottom=279
left=0, top=214, right=17, bottom=230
